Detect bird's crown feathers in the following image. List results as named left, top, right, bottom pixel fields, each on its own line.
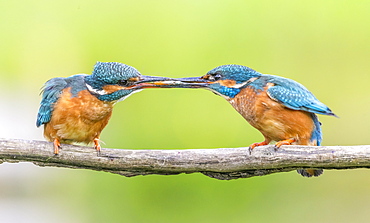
left=91, top=62, right=141, bottom=84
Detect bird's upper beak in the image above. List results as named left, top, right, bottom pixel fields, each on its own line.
left=125, top=75, right=171, bottom=89
left=130, top=75, right=210, bottom=89
left=136, top=75, right=171, bottom=84
left=173, top=76, right=212, bottom=83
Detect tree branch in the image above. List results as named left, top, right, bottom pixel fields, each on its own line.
left=0, top=138, right=369, bottom=180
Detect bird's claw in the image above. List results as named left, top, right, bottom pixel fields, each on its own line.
left=274, top=139, right=295, bottom=151
left=248, top=141, right=269, bottom=155
left=93, top=138, right=102, bottom=157
left=248, top=147, right=253, bottom=155
left=53, top=139, right=61, bottom=155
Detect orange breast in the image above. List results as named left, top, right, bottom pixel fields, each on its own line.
left=228, top=86, right=315, bottom=145
left=44, top=88, right=114, bottom=145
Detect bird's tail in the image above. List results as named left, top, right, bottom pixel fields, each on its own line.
left=309, top=113, right=322, bottom=146
left=297, top=113, right=323, bottom=177
left=297, top=169, right=323, bottom=177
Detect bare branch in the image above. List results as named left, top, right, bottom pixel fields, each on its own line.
left=0, top=138, right=369, bottom=180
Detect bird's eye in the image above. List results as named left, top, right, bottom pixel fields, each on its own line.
left=203, top=73, right=222, bottom=81
left=213, top=74, right=222, bottom=80
left=118, top=80, right=128, bottom=86
left=209, top=74, right=221, bottom=81
left=118, top=77, right=140, bottom=86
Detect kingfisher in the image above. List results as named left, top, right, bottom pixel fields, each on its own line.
left=138, top=64, right=337, bottom=177
left=36, top=62, right=168, bottom=155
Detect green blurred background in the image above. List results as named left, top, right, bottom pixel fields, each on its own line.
left=1, top=0, right=370, bottom=222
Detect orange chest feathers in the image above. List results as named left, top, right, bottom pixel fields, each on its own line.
left=44, top=88, right=114, bottom=144
left=227, top=86, right=315, bottom=145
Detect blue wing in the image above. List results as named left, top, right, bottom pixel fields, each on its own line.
left=36, top=77, right=68, bottom=127
left=265, top=75, right=336, bottom=116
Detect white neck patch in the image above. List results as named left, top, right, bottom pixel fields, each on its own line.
left=232, top=77, right=258, bottom=88
left=86, top=83, right=108, bottom=95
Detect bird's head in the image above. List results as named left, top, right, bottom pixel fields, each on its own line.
left=85, top=62, right=170, bottom=102
left=134, top=64, right=262, bottom=99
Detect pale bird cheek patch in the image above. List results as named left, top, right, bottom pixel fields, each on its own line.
left=102, top=85, right=126, bottom=94
left=128, top=77, right=140, bottom=82
left=85, top=83, right=108, bottom=95
left=219, top=77, right=258, bottom=89
left=86, top=83, right=129, bottom=95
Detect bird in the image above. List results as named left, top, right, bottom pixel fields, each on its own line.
left=36, top=61, right=168, bottom=155
left=138, top=64, right=337, bottom=177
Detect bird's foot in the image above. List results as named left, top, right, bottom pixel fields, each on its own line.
left=274, top=139, right=295, bottom=151
left=248, top=141, right=269, bottom=154
left=94, top=138, right=101, bottom=156
left=53, top=139, right=61, bottom=155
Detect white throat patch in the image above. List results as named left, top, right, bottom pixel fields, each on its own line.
left=232, top=77, right=258, bottom=88
left=86, top=83, right=108, bottom=95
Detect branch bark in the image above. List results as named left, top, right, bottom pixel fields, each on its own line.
left=0, top=138, right=369, bottom=180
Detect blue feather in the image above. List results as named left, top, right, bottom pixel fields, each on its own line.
left=310, top=113, right=322, bottom=145
left=36, top=78, right=68, bottom=127
left=36, top=75, right=87, bottom=127
left=208, top=84, right=241, bottom=98
left=264, top=75, right=336, bottom=116
left=88, top=62, right=141, bottom=85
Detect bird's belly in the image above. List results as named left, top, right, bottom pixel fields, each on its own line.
left=44, top=89, right=113, bottom=144
left=228, top=87, right=315, bottom=145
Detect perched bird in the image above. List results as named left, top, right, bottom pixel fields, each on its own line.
left=36, top=62, right=168, bottom=155
left=138, top=65, right=337, bottom=177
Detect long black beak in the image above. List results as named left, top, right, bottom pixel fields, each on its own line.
left=136, top=75, right=172, bottom=83
left=131, top=76, right=210, bottom=89
left=173, top=76, right=211, bottom=83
